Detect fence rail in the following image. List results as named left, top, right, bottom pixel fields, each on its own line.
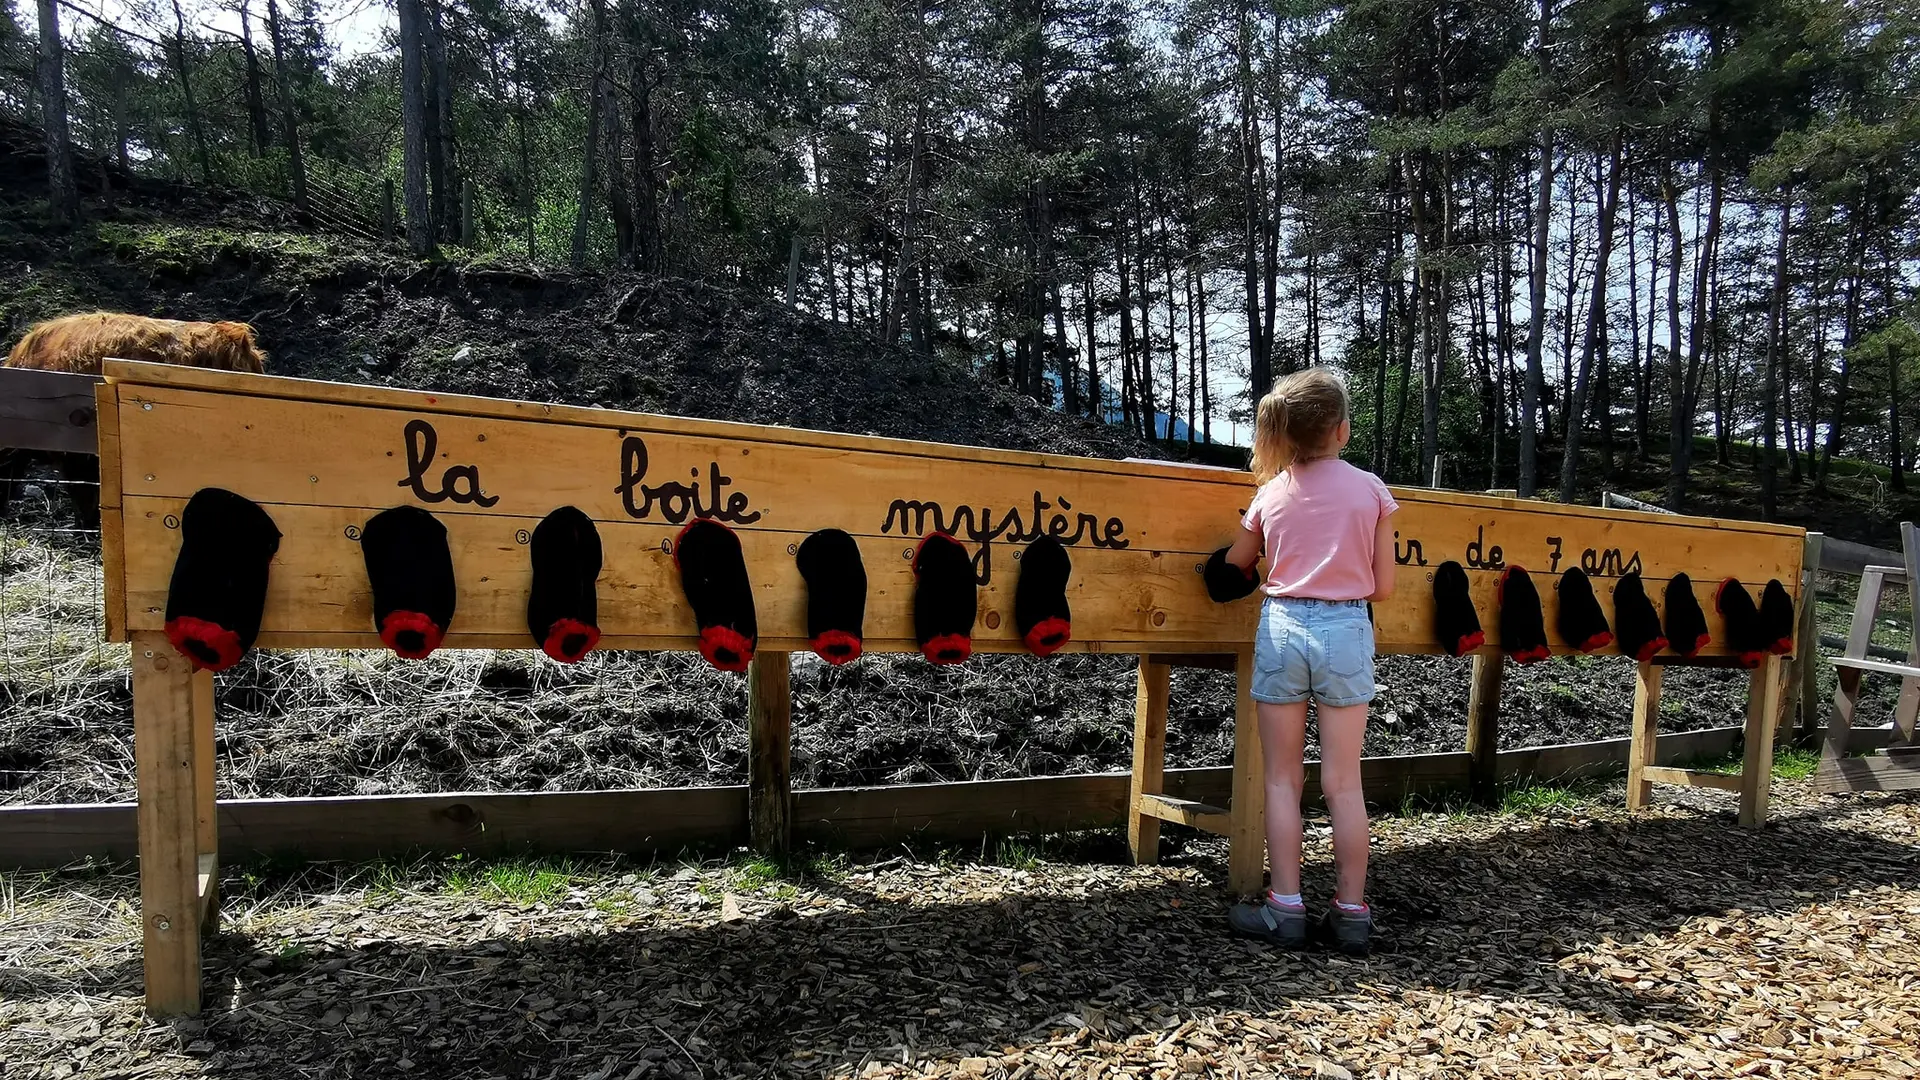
left=4, top=721, right=1867, bottom=869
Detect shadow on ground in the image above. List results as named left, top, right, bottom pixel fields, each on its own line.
left=5, top=794, right=1916, bottom=1078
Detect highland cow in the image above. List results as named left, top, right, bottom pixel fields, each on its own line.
left=2, top=312, right=269, bottom=526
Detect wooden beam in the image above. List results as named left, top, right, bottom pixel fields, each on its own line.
left=1739, top=657, right=1785, bottom=827
left=1145, top=652, right=1236, bottom=671
left=1227, top=650, right=1265, bottom=896
left=1792, top=533, right=1825, bottom=744
left=1127, top=658, right=1171, bottom=864
left=0, top=368, right=102, bottom=454
left=132, top=633, right=204, bottom=1017
left=95, top=381, right=127, bottom=641
left=1817, top=536, right=1908, bottom=577
left=1828, top=656, right=1920, bottom=679
left=1898, top=521, right=1919, bottom=743
left=1813, top=753, right=1920, bottom=794
left=191, top=667, right=218, bottom=935
left=1640, top=766, right=1744, bottom=792
left=1465, top=654, right=1503, bottom=805
left=11, top=722, right=1869, bottom=871
left=747, top=652, right=792, bottom=858
left=1626, top=662, right=1662, bottom=812
left=1136, top=793, right=1228, bottom=832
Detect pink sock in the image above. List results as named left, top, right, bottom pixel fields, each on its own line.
left=1266, top=890, right=1304, bottom=910
left=1334, top=899, right=1369, bottom=915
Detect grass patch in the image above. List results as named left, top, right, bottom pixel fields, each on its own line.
left=1499, top=782, right=1594, bottom=814
left=478, top=858, right=576, bottom=905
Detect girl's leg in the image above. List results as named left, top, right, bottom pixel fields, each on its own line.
left=1257, top=701, right=1310, bottom=897
left=1316, top=701, right=1370, bottom=906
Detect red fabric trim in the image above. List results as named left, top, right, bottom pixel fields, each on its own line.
left=810, top=629, right=863, bottom=665
left=698, top=625, right=755, bottom=672
left=1630, top=636, right=1669, bottom=664
left=1674, top=632, right=1711, bottom=658
left=165, top=616, right=242, bottom=672
left=1768, top=637, right=1794, bottom=656
left=1449, top=629, right=1485, bottom=657
left=380, top=610, right=445, bottom=660
left=922, top=632, right=972, bottom=665
left=1574, top=630, right=1614, bottom=654
left=1510, top=643, right=1551, bottom=665
left=1497, top=565, right=1529, bottom=603
left=1023, top=617, right=1072, bottom=657
left=1735, top=650, right=1765, bottom=669
left=542, top=618, right=601, bottom=664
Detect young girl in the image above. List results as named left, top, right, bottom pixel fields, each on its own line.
left=1223, top=367, right=1397, bottom=956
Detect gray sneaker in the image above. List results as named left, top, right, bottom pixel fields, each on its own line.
left=1227, top=901, right=1309, bottom=948
left=1319, top=906, right=1373, bottom=956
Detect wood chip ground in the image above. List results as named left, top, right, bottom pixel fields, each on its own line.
left=4, top=776, right=1917, bottom=1079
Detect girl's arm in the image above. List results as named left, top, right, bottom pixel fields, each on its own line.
left=1367, top=513, right=1397, bottom=603
left=1226, top=525, right=1263, bottom=573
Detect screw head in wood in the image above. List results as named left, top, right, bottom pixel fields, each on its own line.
left=155, top=917, right=171, bottom=931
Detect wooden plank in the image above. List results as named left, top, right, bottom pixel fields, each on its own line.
left=747, top=652, right=792, bottom=857
left=0, top=367, right=102, bottom=454
left=1813, top=753, right=1920, bottom=794
left=100, top=363, right=1805, bottom=659
left=1626, top=662, right=1662, bottom=812
left=1465, top=654, right=1503, bottom=805
left=191, top=667, right=218, bottom=934
left=131, top=632, right=203, bottom=1017
left=10, top=723, right=1850, bottom=869
left=1792, top=533, right=1824, bottom=744
left=1136, top=793, right=1228, bottom=832
left=1127, top=658, right=1171, bottom=864
left=1829, top=656, right=1920, bottom=679
left=1898, top=521, right=1919, bottom=743
left=1146, top=652, right=1236, bottom=671
left=1640, top=766, right=1744, bottom=792
left=96, top=381, right=127, bottom=642
left=1739, top=657, right=1785, bottom=827
left=1818, top=536, right=1908, bottom=577
left=1227, top=649, right=1264, bottom=896
left=794, top=775, right=1127, bottom=847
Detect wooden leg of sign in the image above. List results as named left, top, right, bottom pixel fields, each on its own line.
left=1787, top=533, right=1823, bottom=745
left=1227, top=649, right=1266, bottom=896
left=747, top=652, right=792, bottom=858
left=192, top=667, right=219, bottom=935
left=1738, top=657, right=1784, bottom=828
left=1465, top=653, right=1503, bottom=806
left=133, top=633, right=204, bottom=1017
left=1127, top=657, right=1171, bottom=865
left=1626, top=662, right=1662, bottom=813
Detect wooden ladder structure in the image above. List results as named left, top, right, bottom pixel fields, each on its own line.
left=1814, top=522, right=1920, bottom=793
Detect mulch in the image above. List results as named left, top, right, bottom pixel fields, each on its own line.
left=4, top=776, right=1918, bottom=1080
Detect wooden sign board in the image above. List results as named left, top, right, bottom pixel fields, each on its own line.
left=97, top=362, right=1804, bottom=660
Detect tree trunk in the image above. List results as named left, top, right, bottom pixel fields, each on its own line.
left=1519, top=1, right=1553, bottom=497
left=238, top=4, right=274, bottom=157
left=264, top=0, right=309, bottom=214
left=1759, top=199, right=1790, bottom=519
left=1237, top=2, right=1269, bottom=400
left=1559, top=133, right=1623, bottom=503
left=1085, top=264, right=1100, bottom=418
left=34, top=0, right=78, bottom=226
left=398, top=0, right=435, bottom=255
left=882, top=99, right=928, bottom=347
left=168, top=0, right=213, bottom=184
left=424, top=0, right=456, bottom=239
left=570, top=0, right=609, bottom=268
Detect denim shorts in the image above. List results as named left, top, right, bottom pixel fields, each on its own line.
left=1252, top=596, right=1378, bottom=707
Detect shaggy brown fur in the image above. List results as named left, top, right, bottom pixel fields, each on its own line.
left=5, top=311, right=268, bottom=374
left=2, top=312, right=269, bottom=527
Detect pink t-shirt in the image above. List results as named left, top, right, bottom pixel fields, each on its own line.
left=1240, top=459, right=1399, bottom=601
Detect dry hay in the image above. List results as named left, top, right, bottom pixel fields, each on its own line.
left=3, top=776, right=1917, bottom=1079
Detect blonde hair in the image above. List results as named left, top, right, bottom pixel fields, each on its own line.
left=1250, top=367, right=1350, bottom=485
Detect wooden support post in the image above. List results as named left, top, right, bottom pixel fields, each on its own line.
left=1127, top=657, right=1171, bottom=864
left=1738, top=656, right=1785, bottom=828
left=747, top=652, right=792, bottom=858
left=1896, top=522, right=1919, bottom=744
left=1227, top=649, right=1266, bottom=896
left=192, top=667, right=218, bottom=934
left=1626, top=661, right=1662, bottom=812
left=1792, top=533, right=1825, bottom=746
left=1465, top=653, right=1503, bottom=805
left=132, top=632, right=205, bottom=1016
